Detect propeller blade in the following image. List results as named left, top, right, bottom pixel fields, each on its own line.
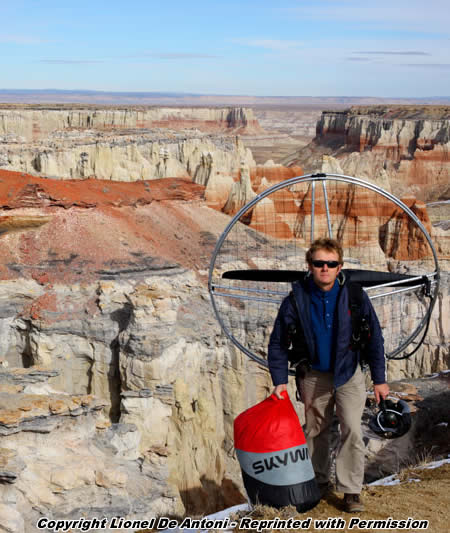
left=222, top=268, right=424, bottom=287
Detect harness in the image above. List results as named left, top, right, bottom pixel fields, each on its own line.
left=346, top=281, right=371, bottom=367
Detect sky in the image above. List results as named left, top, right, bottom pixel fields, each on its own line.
left=1, top=0, right=449, bottom=97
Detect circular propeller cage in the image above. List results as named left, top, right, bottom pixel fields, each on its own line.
left=208, top=173, right=440, bottom=371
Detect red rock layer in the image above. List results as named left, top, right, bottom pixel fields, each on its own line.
left=314, top=108, right=449, bottom=201
left=0, top=170, right=216, bottom=286
left=247, top=180, right=434, bottom=261
left=0, top=170, right=204, bottom=209
left=250, top=166, right=304, bottom=190
left=379, top=197, right=433, bottom=261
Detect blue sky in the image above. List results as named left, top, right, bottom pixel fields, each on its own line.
left=1, top=0, right=449, bottom=97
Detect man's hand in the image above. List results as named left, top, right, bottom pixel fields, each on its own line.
left=272, top=384, right=287, bottom=399
left=374, top=382, right=389, bottom=404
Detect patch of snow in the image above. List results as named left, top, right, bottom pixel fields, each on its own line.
left=369, top=476, right=421, bottom=487
left=369, top=474, right=401, bottom=486
left=200, top=503, right=250, bottom=522
left=159, top=503, right=249, bottom=533
left=368, top=457, right=450, bottom=486
left=417, top=457, right=450, bottom=470
left=369, top=474, right=400, bottom=487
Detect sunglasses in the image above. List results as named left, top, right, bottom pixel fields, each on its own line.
left=311, top=260, right=340, bottom=268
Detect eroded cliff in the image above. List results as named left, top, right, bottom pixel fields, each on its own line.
left=0, top=105, right=261, bottom=184
left=0, top=170, right=448, bottom=530
left=283, top=106, right=450, bottom=203
left=0, top=105, right=264, bottom=141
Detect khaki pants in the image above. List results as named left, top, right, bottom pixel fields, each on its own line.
left=297, top=366, right=366, bottom=494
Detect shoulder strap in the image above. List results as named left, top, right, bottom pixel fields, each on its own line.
left=347, top=282, right=371, bottom=363
left=347, top=281, right=364, bottom=341
left=287, top=290, right=310, bottom=366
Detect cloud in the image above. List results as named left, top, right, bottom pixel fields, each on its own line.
left=39, top=60, right=105, bottom=64
left=282, top=0, right=450, bottom=34
left=356, top=51, right=431, bottom=56
left=0, top=34, right=49, bottom=45
left=39, top=53, right=218, bottom=65
left=232, top=39, right=304, bottom=51
left=346, top=57, right=371, bottom=62
left=142, top=53, right=219, bottom=59
left=401, top=63, right=450, bottom=69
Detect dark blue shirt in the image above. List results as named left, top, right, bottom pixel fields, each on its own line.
left=309, top=278, right=339, bottom=372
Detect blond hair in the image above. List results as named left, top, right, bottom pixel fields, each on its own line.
left=306, top=238, right=344, bottom=265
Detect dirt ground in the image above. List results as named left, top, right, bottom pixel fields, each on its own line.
left=228, top=463, right=450, bottom=533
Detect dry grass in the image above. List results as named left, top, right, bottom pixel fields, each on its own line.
left=225, top=464, right=450, bottom=533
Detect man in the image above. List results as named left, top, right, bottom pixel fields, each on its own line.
left=268, top=238, right=389, bottom=513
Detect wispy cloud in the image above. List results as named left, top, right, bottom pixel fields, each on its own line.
left=346, top=57, right=371, bottom=62
left=356, top=51, right=431, bottom=56
left=232, top=39, right=304, bottom=51
left=0, top=34, right=49, bottom=45
left=401, top=63, right=450, bottom=69
left=281, top=1, right=450, bottom=34
left=39, top=60, right=105, bottom=64
left=141, top=53, right=219, bottom=59
left=39, top=53, right=218, bottom=65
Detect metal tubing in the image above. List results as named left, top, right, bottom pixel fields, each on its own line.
left=365, top=274, right=437, bottom=292
left=322, top=180, right=333, bottom=238
left=369, top=284, right=426, bottom=300
left=311, top=181, right=316, bottom=242
left=212, top=290, right=283, bottom=305
left=211, top=283, right=289, bottom=296
left=208, top=172, right=440, bottom=365
left=209, top=173, right=439, bottom=291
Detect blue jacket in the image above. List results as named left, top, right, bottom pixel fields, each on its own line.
left=268, top=275, right=386, bottom=388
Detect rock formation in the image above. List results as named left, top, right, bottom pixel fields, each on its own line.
left=0, top=105, right=264, bottom=142
left=0, top=106, right=259, bottom=184
left=0, top=169, right=448, bottom=529
left=0, top=170, right=278, bottom=528
left=2, top=134, right=255, bottom=183
left=283, top=106, right=450, bottom=203
left=222, top=162, right=257, bottom=216
left=0, top=105, right=448, bottom=530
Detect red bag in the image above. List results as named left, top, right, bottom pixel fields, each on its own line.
left=234, top=391, right=320, bottom=511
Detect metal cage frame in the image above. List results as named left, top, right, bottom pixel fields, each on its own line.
left=208, top=173, right=440, bottom=368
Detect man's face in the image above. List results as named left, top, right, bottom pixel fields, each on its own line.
left=308, top=248, right=342, bottom=291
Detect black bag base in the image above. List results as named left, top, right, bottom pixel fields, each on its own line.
left=242, top=470, right=320, bottom=513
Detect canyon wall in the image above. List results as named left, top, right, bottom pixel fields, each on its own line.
left=0, top=106, right=263, bottom=142
left=0, top=172, right=277, bottom=529
left=283, top=106, right=450, bottom=203
left=1, top=133, right=255, bottom=183
left=0, top=106, right=261, bottom=186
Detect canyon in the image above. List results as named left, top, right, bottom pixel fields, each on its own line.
left=283, top=106, right=450, bottom=204
left=0, top=104, right=448, bottom=531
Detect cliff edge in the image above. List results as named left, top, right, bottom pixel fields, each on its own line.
left=283, top=106, right=450, bottom=203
